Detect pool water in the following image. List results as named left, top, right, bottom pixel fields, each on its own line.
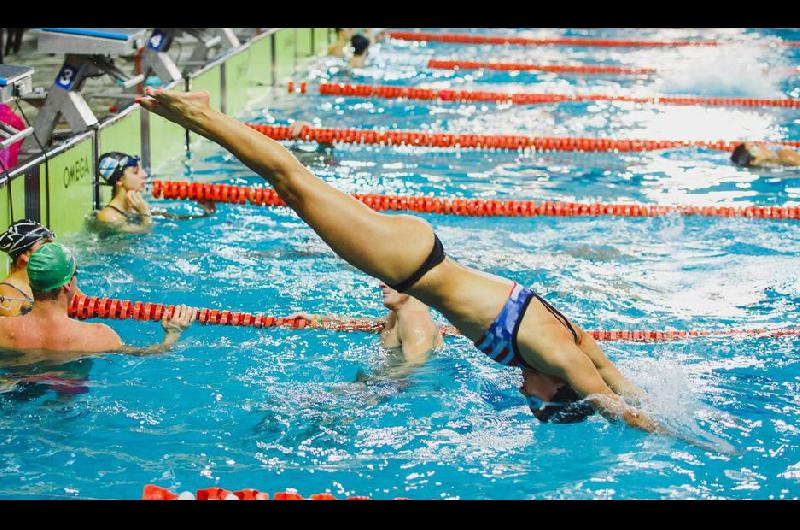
left=2, top=28, right=800, bottom=499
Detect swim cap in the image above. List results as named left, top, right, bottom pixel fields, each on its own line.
left=730, top=143, right=753, bottom=167
left=351, top=34, right=370, bottom=56
left=27, top=243, right=76, bottom=292
left=98, top=151, right=141, bottom=187
left=0, top=219, right=55, bottom=260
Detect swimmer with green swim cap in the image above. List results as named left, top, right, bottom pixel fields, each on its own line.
left=0, top=242, right=197, bottom=366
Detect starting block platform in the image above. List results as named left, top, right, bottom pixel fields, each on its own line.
left=0, top=64, right=34, bottom=103
left=34, top=28, right=146, bottom=55
left=22, top=28, right=148, bottom=151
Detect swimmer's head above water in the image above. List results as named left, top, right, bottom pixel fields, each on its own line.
left=731, top=142, right=774, bottom=167
left=26, top=242, right=77, bottom=300
left=0, top=219, right=55, bottom=264
left=379, top=281, right=410, bottom=310
left=98, top=152, right=147, bottom=192
left=520, top=367, right=596, bottom=424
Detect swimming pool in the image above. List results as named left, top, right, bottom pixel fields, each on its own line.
left=1, top=28, right=800, bottom=499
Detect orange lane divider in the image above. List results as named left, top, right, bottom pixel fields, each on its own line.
left=427, top=59, right=656, bottom=75
left=390, top=31, right=799, bottom=48
left=245, top=123, right=800, bottom=153
left=317, top=82, right=800, bottom=110
left=151, top=180, right=800, bottom=221
left=71, top=294, right=800, bottom=343
left=68, top=293, right=384, bottom=333
left=142, top=484, right=400, bottom=500
left=389, top=31, right=721, bottom=47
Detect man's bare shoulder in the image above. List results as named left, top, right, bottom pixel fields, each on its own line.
left=66, top=320, right=123, bottom=350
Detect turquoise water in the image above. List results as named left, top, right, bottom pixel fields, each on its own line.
left=1, top=28, right=800, bottom=499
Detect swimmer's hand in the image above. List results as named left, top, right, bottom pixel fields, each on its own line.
left=127, top=191, right=153, bottom=223
left=118, top=305, right=197, bottom=356
left=197, top=199, right=217, bottom=214
left=162, top=304, right=197, bottom=336
left=288, top=121, right=312, bottom=140
left=138, top=88, right=214, bottom=137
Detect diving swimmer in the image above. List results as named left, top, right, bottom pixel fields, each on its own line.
left=139, top=87, right=728, bottom=450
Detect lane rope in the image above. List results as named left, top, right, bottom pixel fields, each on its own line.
left=427, top=59, right=656, bottom=75
left=151, top=180, right=800, bottom=222
left=245, top=123, right=800, bottom=153
left=316, top=82, right=800, bottom=110
left=143, top=484, right=393, bottom=501
left=389, top=31, right=798, bottom=48
left=70, top=294, right=800, bottom=343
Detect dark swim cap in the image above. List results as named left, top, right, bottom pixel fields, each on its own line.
left=730, top=143, right=753, bottom=167
left=351, top=34, right=370, bottom=56
left=98, top=151, right=141, bottom=187
left=532, top=386, right=597, bottom=424
left=27, top=243, right=76, bottom=292
left=0, top=219, right=55, bottom=260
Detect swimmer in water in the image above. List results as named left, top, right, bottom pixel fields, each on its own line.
left=140, top=88, right=729, bottom=451
left=291, top=282, right=443, bottom=378
left=0, top=242, right=197, bottom=365
left=730, top=142, right=800, bottom=168
left=0, top=219, right=84, bottom=317
left=328, top=28, right=354, bottom=58
left=348, top=34, right=370, bottom=69
left=95, top=151, right=216, bottom=234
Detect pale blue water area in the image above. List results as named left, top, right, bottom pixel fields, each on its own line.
left=1, top=28, right=799, bottom=499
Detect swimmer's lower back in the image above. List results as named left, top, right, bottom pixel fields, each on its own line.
left=408, top=258, right=516, bottom=342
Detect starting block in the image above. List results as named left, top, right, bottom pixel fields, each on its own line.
left=0, top=64, right=35, bottom=151
left=21, top=28, right=147, bottom=152
left=140, top=28, right=239, bottom=82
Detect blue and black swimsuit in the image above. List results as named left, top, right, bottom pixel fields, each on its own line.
left=389, top=234, right=596, bottom=423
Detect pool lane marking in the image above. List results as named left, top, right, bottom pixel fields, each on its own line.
left=314, top=82, right=800, bottom=110
left=151, top=180, right=800, bottom=221
left=245, top=123, right=800, bottom=153
left=69, top=294, right=800, bottom=343
left=427, top=59, right=655, bottom=75
left=388, top=31, right=798, bottom=48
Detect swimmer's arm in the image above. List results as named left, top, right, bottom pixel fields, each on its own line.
left=116, top=306, right=197, bottom=356
left=575, top=326, right=645, bottom=403
left=545, top=347, right=662, bottom=433
left=287, top=312, right=386, bottom=330
left=777, top=149, right=800, bottom=166
left=397, top=314, right=436, bottom=366
left=152, top=200, right=217, bottom=220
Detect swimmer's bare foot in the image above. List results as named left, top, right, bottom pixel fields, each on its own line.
left=139, top=89, right=213, bottom=135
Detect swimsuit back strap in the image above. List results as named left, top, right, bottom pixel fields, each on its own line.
left=0, top=281, right=33, bottom=302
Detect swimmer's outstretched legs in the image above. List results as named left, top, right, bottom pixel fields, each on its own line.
left=140, top=89, right=514, bottom=340
left=143, top=90, right=435, bottom=288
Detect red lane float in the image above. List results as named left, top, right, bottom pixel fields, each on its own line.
left=245, top=123, right=800, bottom=153
left=151, top=180, right=800, bottom=221
left=142, top=484, right=402, bottom=501
left=390, top=31, right=798, bottom=48
left=318, top=82, right=800, bottom=110
left=68, top=293, right=384, bottom=334
left=427, top=59, right=656, bottom=75
left=389, top=31, right=721, bottom=48
left=71, top=294, right=800, bottom=343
